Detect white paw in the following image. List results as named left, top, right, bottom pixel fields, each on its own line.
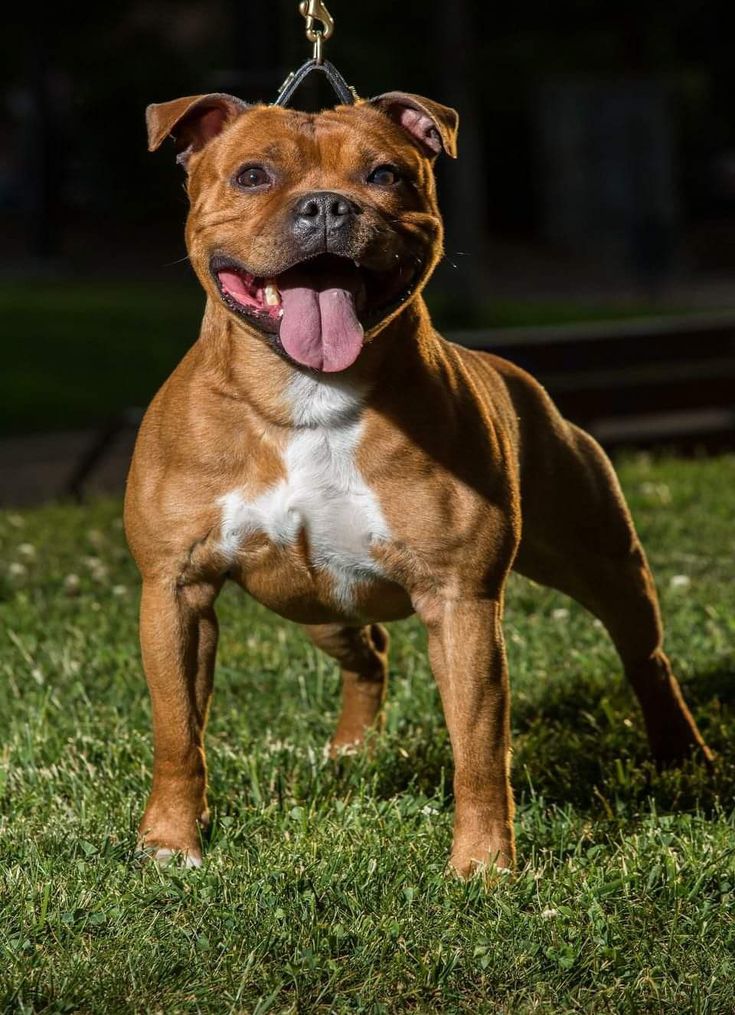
left=327, top=739, right=361, bottom=759
left=151, top=847, right=203, bottom=868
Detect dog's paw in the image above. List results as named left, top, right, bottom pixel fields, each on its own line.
left=448, top=840, right=515, bottom=881
left=150, top=846, right=203, bottom=869
left=137, top=806, right=206, bottom=869
left=447, top=856, right=514, bottom=882
left=135, top=842, right=203, bottom=868
left=326, top=737, right=362, bottom=760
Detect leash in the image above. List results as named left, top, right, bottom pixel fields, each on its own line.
left=274, top=0, right=357, bottom=109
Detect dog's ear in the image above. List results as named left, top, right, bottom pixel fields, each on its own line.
left=146, top=93, right=250, bottom=168
left=368, top=92, right=459, bottom=159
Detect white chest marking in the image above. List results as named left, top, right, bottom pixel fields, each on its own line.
left=218, top=374, right=390, bottom=608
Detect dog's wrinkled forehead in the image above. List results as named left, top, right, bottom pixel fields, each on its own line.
left=211, top=107, right=430, bottom=180
left=146, top=91, right=459, bottom=175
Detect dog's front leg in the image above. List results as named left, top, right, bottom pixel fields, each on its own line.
left=420, top=595, right=515, bottom=877
left=137, top=577, right=221, bottom=866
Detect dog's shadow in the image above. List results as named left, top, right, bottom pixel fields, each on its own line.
left=684, top=667, right=735, bottom=709
left=360, top=666, right=735, bottom=818
left=207, top=666, right=734, bottom=845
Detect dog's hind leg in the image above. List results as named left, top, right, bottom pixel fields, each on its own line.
left=305, top=623, right=389, bottom=756
left=514, top=422, right=712, bottom=765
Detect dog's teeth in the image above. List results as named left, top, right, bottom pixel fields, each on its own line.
left=264, top=283, right=280, bottom=306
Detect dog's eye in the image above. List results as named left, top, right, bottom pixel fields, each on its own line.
left=236, top=165, right=272, bottom=189
left=367, top=164, right=402, bottom=186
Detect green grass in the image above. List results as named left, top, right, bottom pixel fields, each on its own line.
left=1, top=455, right=734, bottom=1012
left=0, top=282, right=202, bottom=437
left=1, top=280, right=692, bottom=437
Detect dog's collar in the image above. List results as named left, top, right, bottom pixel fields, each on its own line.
left=273, top=58, right=357, bottom=109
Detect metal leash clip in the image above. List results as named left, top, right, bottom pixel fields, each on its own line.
left=273, top=0, right=357, bottom=109
left=299, top=0, right=334, bottom=65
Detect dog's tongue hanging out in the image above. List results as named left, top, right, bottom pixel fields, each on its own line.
left=279, top=261, right=365, bottom=373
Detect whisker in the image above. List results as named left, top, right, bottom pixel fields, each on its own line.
left=162, top=254, right=192, bottom=267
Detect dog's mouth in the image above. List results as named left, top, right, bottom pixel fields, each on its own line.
left=210, top=252, right=421, bottom=373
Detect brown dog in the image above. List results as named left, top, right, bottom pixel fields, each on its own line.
left=125, top=90, right=711, bottom=874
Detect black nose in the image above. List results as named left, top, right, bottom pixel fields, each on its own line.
left=293, top=191, right=359, bottom=234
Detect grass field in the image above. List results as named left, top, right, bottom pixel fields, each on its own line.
left=0, top=279, right=690, bottom=437
left=0, top=282, right=203, bottom=437
left=1, top=455, right=734, bottom=1012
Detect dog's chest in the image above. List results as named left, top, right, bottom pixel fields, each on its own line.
left=217, top=378, right=392, bottom=615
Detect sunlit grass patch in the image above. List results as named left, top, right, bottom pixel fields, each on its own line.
left=1, top=455, right=734, bottom=1012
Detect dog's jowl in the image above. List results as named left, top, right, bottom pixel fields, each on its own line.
left=125, top=91, right=712, bottom=875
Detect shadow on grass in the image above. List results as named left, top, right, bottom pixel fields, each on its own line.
left=349, top=666, right=735, bottom=820
left=683, top=666, right=735, bottom=708
left=207, top=667, right=734, bottom=832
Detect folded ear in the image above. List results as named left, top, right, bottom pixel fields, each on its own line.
left=369, top=92, right=459, bottom=159
left=145, top=93, right=250, bottom=168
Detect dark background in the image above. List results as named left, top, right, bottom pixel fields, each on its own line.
left=1, top=0, right=734, bottom=499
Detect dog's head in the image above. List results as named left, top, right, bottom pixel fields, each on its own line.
left=147, top=92, right=458, bottom=373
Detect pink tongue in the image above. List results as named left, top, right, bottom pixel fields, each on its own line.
left=280, top=275, right=364, bottom=373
